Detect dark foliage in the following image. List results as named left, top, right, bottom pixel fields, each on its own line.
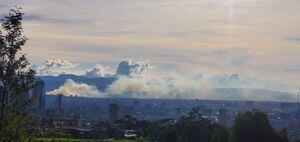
left=144, top=110, right=289, bottom=142
left=0, top=7, right=37, bottom=141
left=232, top=111, right=289, bottom=142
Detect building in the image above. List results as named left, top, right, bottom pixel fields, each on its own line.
left=44, top=94, right=64, bottom=119
left=109, top=103, right=120, bottom=123
left=52, top=118, right=80, bottom=129
left=30, top=78, right=45, bottom=109
left=45, top=108, right=64, bottom=119
left=56, top=94, right=63, bottom=110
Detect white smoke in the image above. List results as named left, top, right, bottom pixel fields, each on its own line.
left=115, top=59, right=155, bottom=76
left=47, top=79, right=104, bottom=97
left=34, top=59, right=77, bottom=76
left=107, top=75, right=214, bottom=99
left=106, top=75, right=297, bottom=101
left=44, top=59, right=297, bottom=102
left=46, top=74, right=297, bottom=102
left=105, top=75, right=233, bottom=100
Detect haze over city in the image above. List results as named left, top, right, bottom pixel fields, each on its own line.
left=0, top=0, right=300, bottom=141
left=0, top=0, right=299, bottom=91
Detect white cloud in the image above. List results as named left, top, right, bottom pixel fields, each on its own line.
left=115, top=59, right=156, bottom=76
left=84, top=59, right=155, bottom=78
left=85, top=64, right=107, bottom=78
left=33, top=59, right=77, bottom=76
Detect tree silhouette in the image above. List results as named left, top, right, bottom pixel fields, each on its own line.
left=232, top=111, right=288, bottom=142
left=0, top=7, right=36, bottom=141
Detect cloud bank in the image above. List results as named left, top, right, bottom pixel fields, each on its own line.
left=43, top=59, right=297, bottom=102
left=85, top=64, right=109, bottom=78
left=83, top=59, right=156, bottom=78
left=115, top=59, right=155, bottom=76
left=34, top=59, right=77, bottom=76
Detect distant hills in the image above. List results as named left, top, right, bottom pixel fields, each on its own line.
left=205, top=88, right=295, bottom=102
left=40, top=74, right=297, bottom=102
left=40, top=74, right=116, bottom=92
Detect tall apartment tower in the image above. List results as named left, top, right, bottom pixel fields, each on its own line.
left=55, top=94, right=63, bottom=110
left=31, top=78, right=45, bottom=109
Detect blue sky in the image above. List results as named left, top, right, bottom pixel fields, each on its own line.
left=0, top=0, right=300, bottom=89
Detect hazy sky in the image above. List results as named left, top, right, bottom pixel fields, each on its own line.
left=0, top=0, right=300, bottom=88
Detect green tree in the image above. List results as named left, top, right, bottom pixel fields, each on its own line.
left=158, top=126, right=180, bottom=142
left=0, top=7, right=36, bottom=141
left=232, top=111, right=288, bottom=142
left=212, top=125, right=230, bottom=142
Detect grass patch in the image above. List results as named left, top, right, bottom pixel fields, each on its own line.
left=33, top=138, right=147, bottom=142
left=33, top=138, right=98, bottom=142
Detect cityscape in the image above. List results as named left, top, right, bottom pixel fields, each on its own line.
left=29, top=77, right=300, bottom=141
left=1, top=0, right=300, bottom=141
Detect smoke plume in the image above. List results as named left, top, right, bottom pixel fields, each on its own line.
left=46, top=75, right=297, bottom=102
left=106, top=75, right=297, bottom=101
left=47, top=79, right=103, bottom=97
left=44, top=59, right=297, bottom=102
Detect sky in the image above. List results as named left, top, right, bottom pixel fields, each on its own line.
left=0, top=0, right=300, bottom=92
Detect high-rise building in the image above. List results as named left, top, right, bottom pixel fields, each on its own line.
left=55, top=94, right=63, bottom=110
left=31, top=78, right=45, bottom=109
left=108, top=103, right=120, bottom=123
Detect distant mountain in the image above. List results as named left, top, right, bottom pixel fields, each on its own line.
left=207, top=88, right=296, bottom=102
left=40, top=74, right=117, bottom=92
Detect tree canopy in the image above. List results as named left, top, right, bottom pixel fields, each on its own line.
left=232, top=111, right=289, bottom=142
left=0, top=7, right=36, bottom=141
